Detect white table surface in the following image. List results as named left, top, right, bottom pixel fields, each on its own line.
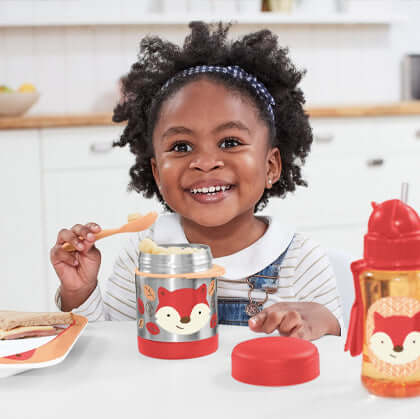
left=1, top=322, right=418, bottom=419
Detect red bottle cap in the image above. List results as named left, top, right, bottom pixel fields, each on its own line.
left=364, top=199, right=420, bottom=270
left=231, top=336, right=319, bottom=386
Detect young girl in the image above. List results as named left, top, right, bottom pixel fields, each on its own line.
left=50, top=22, right=343, bottom=340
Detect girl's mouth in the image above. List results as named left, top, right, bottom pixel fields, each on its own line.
left=187, top=185, right=234, bottom=203
left=190, top=185, right=232, bottom=194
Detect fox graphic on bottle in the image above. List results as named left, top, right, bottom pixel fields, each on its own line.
left=154, top=284, right=213, bottom=335
left=370, top=311, right=420, bottom=365
left=367, top=297, right=420, bottom=377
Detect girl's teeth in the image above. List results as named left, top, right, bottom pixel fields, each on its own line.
left=190, top=185, right=232, bottom=194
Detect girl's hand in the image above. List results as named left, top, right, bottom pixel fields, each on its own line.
left=50, top=223, right=102, bottom=311
left=248, top=302, right=340, bottom=340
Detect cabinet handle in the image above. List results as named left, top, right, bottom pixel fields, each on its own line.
left=89, top=142, right=113, bottom=154
left=366, top=158, right=384, bottom=167
left=415, top=129, right=420, bottom=139
left=314, top=133, right=334, bottom=144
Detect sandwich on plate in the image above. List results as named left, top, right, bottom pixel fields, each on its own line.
left=0, top=311, right=73, bottom=340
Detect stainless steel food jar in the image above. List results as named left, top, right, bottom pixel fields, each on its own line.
left=135, top=244, right=224, bottom=359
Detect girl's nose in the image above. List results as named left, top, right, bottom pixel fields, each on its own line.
left=189, top=152, right=224, bottom=172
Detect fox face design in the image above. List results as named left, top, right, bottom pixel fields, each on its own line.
left=155, top=284, right=211, bottom=335
left=369, top=311, right=420, bottom=365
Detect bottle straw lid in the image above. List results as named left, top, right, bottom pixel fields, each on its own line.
left=364, top=198, right=420, bottom=269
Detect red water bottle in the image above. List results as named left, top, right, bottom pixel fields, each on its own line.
left=345, top=184, right=420, bottom=397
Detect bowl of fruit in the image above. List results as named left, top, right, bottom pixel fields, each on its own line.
left=0, top=83, right=40, bottom=117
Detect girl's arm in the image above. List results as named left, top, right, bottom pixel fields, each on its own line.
left=248, top=301, right=340, bottom=340
left=55, top=232, right=140, bottom=322
left=56, top=283, right=105, bottom=321
left=249, top=234, right=343, bottom=340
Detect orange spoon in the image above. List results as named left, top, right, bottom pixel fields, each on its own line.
left=62, top=211, right=158, bottom=252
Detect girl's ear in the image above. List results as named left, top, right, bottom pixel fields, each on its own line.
left=266, top=147, right=282, bottom=189
left=150, top=157, right=161, bottom=190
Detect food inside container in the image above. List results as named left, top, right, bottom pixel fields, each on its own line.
left=139, top=238, right=205, bottom=255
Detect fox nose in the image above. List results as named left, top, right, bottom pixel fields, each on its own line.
left=180, top=316, right=190, bottom=324
left=393, top=345, right=404, bottom=352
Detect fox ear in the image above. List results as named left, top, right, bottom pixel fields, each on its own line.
left=198, top=283, right=207, bottom=297
left=413, top=311, right=420, bottom=325
left=158, top=287, right=168, bottom=298
left=374, top=312, right=385, bottom=325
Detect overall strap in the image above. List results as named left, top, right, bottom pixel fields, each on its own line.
left=217, top=236, right=295, bottom=326
left=247, top=245, right=291, bottom=290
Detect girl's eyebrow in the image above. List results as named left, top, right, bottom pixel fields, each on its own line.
left=161, top=126, right=193, bottom=140
left=212, top=121, right=250, bottom=135
left=161, top=121, right=250, bottom=141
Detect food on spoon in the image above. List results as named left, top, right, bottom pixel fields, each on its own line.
left=127, top=212, right=142, bottom=222
left=0, top=311, right=73, bottom=340
left=139, top=238, right=204, bottom=255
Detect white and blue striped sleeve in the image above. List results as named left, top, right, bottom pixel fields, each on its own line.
left=290, top=234, right=345, bottom=334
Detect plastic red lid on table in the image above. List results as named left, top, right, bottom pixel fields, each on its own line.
left=231, top=336, right=319, bottom=386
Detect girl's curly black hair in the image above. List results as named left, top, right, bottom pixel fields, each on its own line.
left=113, top=21, right=313, bottom=212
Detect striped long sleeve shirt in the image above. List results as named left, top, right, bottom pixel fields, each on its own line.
left=57, top=214, right=344, bottom=332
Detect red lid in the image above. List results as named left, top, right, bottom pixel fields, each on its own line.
left=364, top=199, right=420, bottom=269
left=231, top=337, right=319, bottom=386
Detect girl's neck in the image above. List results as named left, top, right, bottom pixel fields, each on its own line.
left=180, top=213, right=268, bottom=258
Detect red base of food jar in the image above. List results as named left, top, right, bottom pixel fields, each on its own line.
left=137, top=335, right=218, bottom=359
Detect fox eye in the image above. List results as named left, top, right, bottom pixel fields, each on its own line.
left=381, top=340, right=384, bottom=344
left=198, top=311, right=202, bottom=315
left=166, top=314, right=170, bottom=317
left=413, top=340, right=416, bottom=344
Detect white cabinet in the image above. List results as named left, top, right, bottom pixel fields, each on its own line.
left=262, top=115, right=420, bottom=258
left=0, top=129, right=47, bottom=311
left=41, top=126, right=162, bottom=310
left=310, top=116, right=420, bottom=212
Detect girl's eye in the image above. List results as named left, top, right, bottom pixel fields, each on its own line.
left=170, top=142, right=192, bottom=153
left=220, top=137, right=241, bottom=149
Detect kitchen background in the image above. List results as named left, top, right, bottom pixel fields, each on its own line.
left=1, top=0, right=420, bottom=110
left=1, top=0, right=419, bottom=314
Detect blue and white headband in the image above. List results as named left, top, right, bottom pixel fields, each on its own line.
left=161, top=65, right=276, bottom=122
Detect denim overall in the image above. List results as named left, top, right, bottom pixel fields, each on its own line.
left=217, top=243, right=292, bottom=326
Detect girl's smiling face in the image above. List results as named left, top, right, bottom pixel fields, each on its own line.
left=151, top=79, right=281, bottom=228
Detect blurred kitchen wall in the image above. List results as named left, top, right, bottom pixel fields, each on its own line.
left=0, top=0, right=419, bottom=114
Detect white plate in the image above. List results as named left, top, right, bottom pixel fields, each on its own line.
left=0, top=314, right=88, bottom=378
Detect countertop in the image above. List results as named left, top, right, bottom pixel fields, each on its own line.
left=1, top=322, right=418, bottom=419
left=1, top=102, right=420, bottom=130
